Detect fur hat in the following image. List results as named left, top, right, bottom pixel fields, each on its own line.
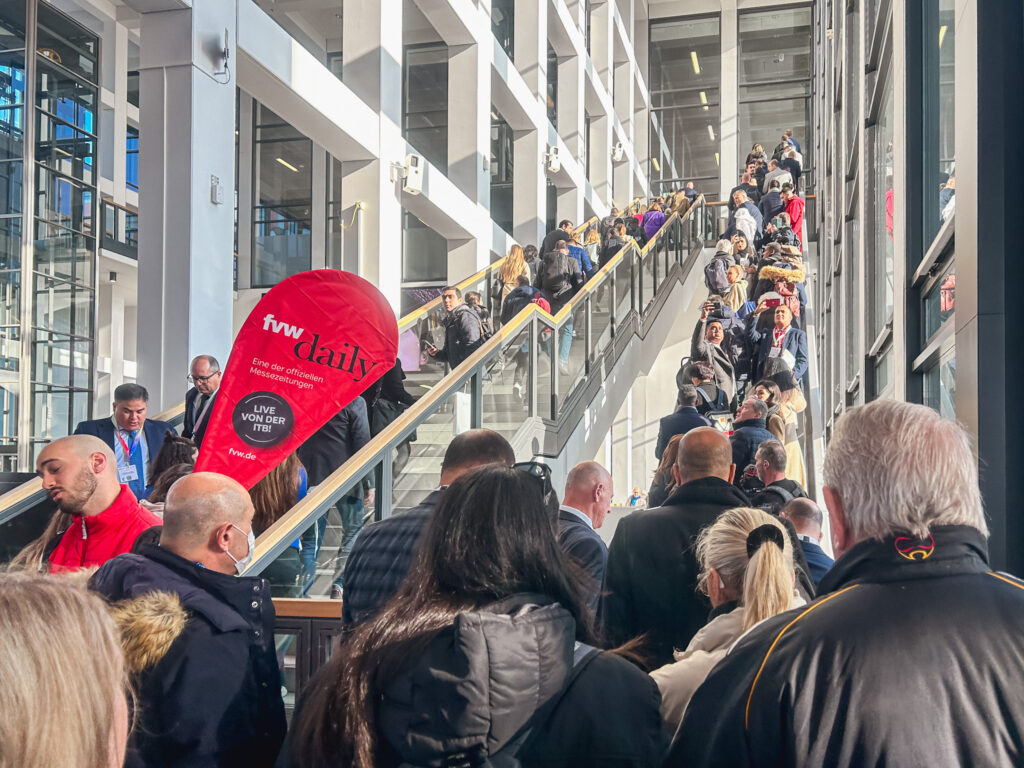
left=759, top=263, right=806, bottom=284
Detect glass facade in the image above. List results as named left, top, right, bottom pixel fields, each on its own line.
left=649, top=16, right=721, bottom=194
left=492, top=0, right=514, bottom=61
left=871, top=74, right=894, bottom=342
left=252, top=104, right=312, bottom=288
left=490, top=107, right=513, bottom=235
left=923, top=0, right=956, bottom=245
left=404, top=44, right=448, bottom=173
left=737, top=6, right=813, bottom=186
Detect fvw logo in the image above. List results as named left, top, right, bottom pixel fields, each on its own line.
left=262, top=313, right=304, bottom=339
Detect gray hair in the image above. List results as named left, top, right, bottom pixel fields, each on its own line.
left=823, top=399, right=987, bottom=541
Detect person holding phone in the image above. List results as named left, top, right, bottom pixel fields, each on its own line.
left=748, top=303, right=808, bottom=382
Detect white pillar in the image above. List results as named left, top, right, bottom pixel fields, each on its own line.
left=341, top=0, right=404, bottom=311
left=719, top=0, right=739, bottom=201
left=136, top=1, right=237, bottom=411
left=513, top=0, right=548, bottom=247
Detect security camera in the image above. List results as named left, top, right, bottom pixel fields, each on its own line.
left=611, top=143, right=625, bottom=162
left=546, top=147, right=561, bottom=174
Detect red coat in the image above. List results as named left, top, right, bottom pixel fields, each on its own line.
left=48, top=485, right=161, bottom=573
left=786, top=195, right=806, bottom=245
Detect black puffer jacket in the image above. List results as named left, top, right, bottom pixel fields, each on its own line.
left=667, top=526, right=1024, bottom=767
left=281, top=595, right=666, bottom=767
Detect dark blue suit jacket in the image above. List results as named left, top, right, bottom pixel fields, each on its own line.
left=183, top=387, right=217, bottom=447
left=799, top=538, right=835, bottom=585
left=749, top=323, right=809, bottom=381
left=656, top=407, right=712, bottom=460
left=73, top=417, right=178, bottom=486
left=557, top=508, right=608, bottom=615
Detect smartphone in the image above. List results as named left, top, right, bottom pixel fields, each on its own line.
left=771, top=217, right=784, bottom=228
left=765, top=298, right=782, bottom=308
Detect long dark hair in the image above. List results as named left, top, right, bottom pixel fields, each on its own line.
left=249, top=453, right=301, bottom=536
left=290, top=465, right=594, bottom=767
left=149, top=432, right=196, bottom=488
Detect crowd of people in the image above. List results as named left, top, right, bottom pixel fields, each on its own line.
left=9, top=129, right=1024, bottom=767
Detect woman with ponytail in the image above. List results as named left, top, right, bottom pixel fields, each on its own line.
left=650, top=507, right=803, bottom=732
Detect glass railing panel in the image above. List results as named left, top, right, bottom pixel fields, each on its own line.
left=480, top=332, right=529, bottom=441
left=640, top=248, right=656, bottom=312
left=535, top=316, right=556, bottom=419
left=614, top=255, right=633, bottom=326
left=590, top=285, right=613, bottom=359
left=389, top=387, right=460, bottom=515
left=556, top=301, right=588, bottom=408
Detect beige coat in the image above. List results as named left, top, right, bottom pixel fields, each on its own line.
left=650, top=595, right=805, bottom=734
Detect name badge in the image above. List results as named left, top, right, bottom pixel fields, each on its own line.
left=769, top=346, right=782, bottom=358
left=118, top=465, right=139, bottom=484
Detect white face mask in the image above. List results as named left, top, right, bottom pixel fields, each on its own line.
left=227, top=524, right=255, bottom=575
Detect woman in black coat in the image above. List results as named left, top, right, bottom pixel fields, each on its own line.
left=279, top=467, right=666, bottom=768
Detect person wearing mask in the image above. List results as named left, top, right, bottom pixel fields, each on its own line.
left=729, top=399, right=776, bottom=483
left=668, top=400, right=1024, bottom=767
left=11, top=435, right=162, bottom=573
left=749, top=303, right=809, bottom=382
left=341, top=429, right=516, bottom=626
left=296, top=396, right=373, bottom=599
left=557, top=461, right=614, bottom=615
left=650, top=508, right=802, bottom=733
left=655, top=384, right=712, bottom=460
left=541, top=218, right=575, bottom=256
left=75, top=382, right=178, bottom=500
left=427, top=285, right=486, bottom=369
left=779, top=497, right=834, bottom=585
left=90, top=472, right=286, bottom=768
left=603, top=428, right=749, bottom=666
left=781, top=182, right=805, bottom=244
left=183, top=354, right=221, bottom=447
left=281, top=465, right=666, bottom=768
left=0, top=573, right=130, bottom=768
left=747, top=440, right=808, bottom=514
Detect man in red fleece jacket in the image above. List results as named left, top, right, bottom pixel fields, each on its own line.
left=15, top=434, right=161, bottom=572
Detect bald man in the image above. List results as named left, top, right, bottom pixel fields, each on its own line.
left=11, top=435, right=161, bottom=572
left=602, top=428, right=750, bottom=666
left=90, top=472, right=286, bottom=768
left=557, top=461, right=614, bottom=615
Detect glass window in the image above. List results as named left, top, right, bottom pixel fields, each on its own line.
left=36, top=111, right=94, bottom=185
left=402, top=212, right=446, bottom=283
left=922, top=261, right=955, bottom=341
left=34, top=221, right=93, bottom=287
left=0, top=216, right=21, bottom=270
left=252, top=104, right=312, bottom=288
left=923, top=0, right=955, bottom=246
left=490, top=107, right=513, bottom=234
left=874, top=348, right=892, bottom=394
left=126, top=125, right=138, bottom=191
left=492, top=0, right=514, bottom=61
left=547, top=46, right=558, bottom=128
left=0, top=160, right=22, bottom=214
left=36, top=58, right=96, bottom=134
left=37, top=4, right=98, bottom=85
left=0, top=2, right=25, bottom=52
left=737, top=6, right=813, bottom=176
left=845, top=6, right=860, bottom=163
left=126, top=70, right=139, bottom=108
left=845, top=217, right=860, bottom=382
left=326, top=157, right=343, bottom=271
left=923, top=348, right=955, bottom=419
left=649, top=16, right=721, bottom=191
left=871, top=73, right=894, bottom=341
left=404, top=45, right=448, bottom=173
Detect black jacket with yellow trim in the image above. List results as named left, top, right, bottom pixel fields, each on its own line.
left=666, top=525, right=1024, bottom=767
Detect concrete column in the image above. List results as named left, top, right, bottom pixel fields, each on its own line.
left=591, top=113, right=613, bottom=204
left=514, top=0, right=547, bottom=96
left=591, top=1, right=613, bottom=94
left=557, top=54, right=586, bottom=221
left=112, top=22, right=129, bottom=207
left=136, top=1, right=237, bottom=411
left=341, top=0, right=404, bottom=310
left=719, top=0, right=739, bottom=201
left=310, top=146, right=327, bottom=268
left=513, top=130, right=545, bottom=247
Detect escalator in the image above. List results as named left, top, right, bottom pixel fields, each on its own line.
left=0, top=196, right=712, bottom=584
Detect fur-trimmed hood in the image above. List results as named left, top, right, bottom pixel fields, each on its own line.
left=108, top=590, right=188, bottom=673
left=759, top=262, right=806, bottom=284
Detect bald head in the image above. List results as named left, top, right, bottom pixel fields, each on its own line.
left=676, top=427, right=734, bottom=485
left=163, top=473, right=253, bottom=557
left=36, top=435, right=121, bottom=516
left=780, top=497, right=824, bottom=538
left=563, top=461, right=614, bottom=529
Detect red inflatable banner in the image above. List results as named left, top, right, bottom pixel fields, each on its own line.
left=194, top=270, right=398, bottom=489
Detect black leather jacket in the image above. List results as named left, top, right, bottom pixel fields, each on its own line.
left=667, top=526, right=1024, bottom=767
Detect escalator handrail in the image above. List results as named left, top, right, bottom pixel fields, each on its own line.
left=245, top=196, right=704, bottom=574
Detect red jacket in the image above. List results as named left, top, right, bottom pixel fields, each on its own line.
left=786, top=196, right=806, bottom=245
left=48, top=485, right=161, bottom=573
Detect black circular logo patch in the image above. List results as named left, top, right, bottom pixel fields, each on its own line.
left=232, top=391, right=294, bottom=448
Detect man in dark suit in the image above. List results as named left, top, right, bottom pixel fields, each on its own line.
left=729, top=399, right=776, bottom=484
left=557, top=461, right=613, bottom=615
left=603, top=428, right=749, bottom=666
left=780, top=497, right=834, bottom=585
left=182, top=354, right=221, bottom=448
left=74, top=382, right=178, bottom=500
left=656, top=385, right=712, bottom=460
left=341, top=429, right=516, bottom=625
left=749, top=303, right=808, bottom=381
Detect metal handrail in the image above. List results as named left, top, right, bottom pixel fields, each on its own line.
left=245, top=196, right=705, bottom=575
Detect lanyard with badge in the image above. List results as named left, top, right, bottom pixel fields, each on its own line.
left=115, top=430, right=141, bottom=484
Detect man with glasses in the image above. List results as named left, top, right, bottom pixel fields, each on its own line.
left=183, top=355, right=222, bottom=448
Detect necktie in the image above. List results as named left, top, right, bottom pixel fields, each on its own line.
left=127, top=430, right=147, bottom=498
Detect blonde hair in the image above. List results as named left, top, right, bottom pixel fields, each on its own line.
left=0, top=572, right=129, bottom=768
left=498, top=245, right=527, bottom=285
left=584, top=228, right=600, bottom=245
left=9, top=510, right=71, bottom=573
left=696, top=507, right=794, bottom=631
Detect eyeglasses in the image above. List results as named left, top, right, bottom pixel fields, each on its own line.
left=187, top=372, right=220, bottom=383
left=513, top=461, right=553, bottom=498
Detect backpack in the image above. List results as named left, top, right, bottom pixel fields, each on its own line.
left=753, top=483, right=808, bottom=515
left=461, top=304, right=493, bottom=342
left=695, top=386, right=733, bottom=432
left=397, top=643, right=600, bottom=768
left=531, top=295, right=551, bottom=313
left=540, top=251, right=572, bottom=298
left=704, top=255, right=730, bottom=295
